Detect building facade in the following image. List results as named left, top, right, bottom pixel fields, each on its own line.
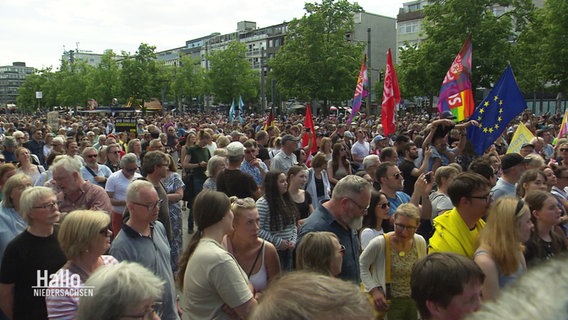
left=0, top=62, right=35, bottom=107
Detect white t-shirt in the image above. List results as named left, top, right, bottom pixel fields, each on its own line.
left=105, top=170, right=142, bottom=213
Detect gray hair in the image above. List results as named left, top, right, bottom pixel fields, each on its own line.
left=20, top=186, right=56, bottom=224
left=206, top=155, right=226, bottom=178
left=331, top=175, right=372, bottom=200
left=82, top=147, right=97, bottom=158
left=120, top=153, right=138, bottom=168
left=52, top=136, right=64, bottom=146
left=76, top=261, right=164, bottom=320
left=50, top=155, right=82, bottom=174
left=362, top=155, right=380, bottom=172
left=3, top=136, right=17, bottom=147
left=126, top=179, right=154, bottom=203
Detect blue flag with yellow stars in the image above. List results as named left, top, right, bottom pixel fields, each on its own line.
left=467, top=66, right=527, bottom=155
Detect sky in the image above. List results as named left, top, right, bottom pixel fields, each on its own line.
left=1, top=0, right=405, bottom=70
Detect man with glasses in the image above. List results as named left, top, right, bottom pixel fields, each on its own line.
left=491, top=153, right=530, bottom=201
left=105, top=143, right=122, bottom=173
left=81, top=147, right=112, bottom=188
left=429, top=172, right=491, bottom=258
left=123, top=151, right=172, bottom=242
left=110, top=180, right=180, bottom=320
left=241, top=139, right=268, bottom=188
left=105, top=153, right=142, bottom=235
left=298, top=175, right=372, bottom=283
left=0, top=187, right=66, bottom=319
left=52, top=156, right=112, bottom=216
left=376, top=162, right=432, bottom=218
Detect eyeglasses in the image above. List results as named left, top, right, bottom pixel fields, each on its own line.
left=86, top=154, right=97, bottom=158
left=378, top=202, right=390, bottom=209
left=339, top=245, right=346, bottom=254
left=347, top=197, right=369, bottom=213
left=470, top=193, right=491, bottom=202
left=0, top=158, right=5, bottom=163
left=560, top=148, right=568, bottom=152
left=132, top=199, right=163, bottom=211
left=515, top=199, right=525, bottom=217
left=33, top=201, right=62, bottom=210
left=99, top=227, right=112, bottom=236
left=394, top=223, right=417, bottom=231
left=122, top=302, right=163, bottom=319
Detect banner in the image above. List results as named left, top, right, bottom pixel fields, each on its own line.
left=381, top=49, right=400, bottom=136
left=506, top=122, right=535, bottom=154
left=347, top=54, right=368, bottom=125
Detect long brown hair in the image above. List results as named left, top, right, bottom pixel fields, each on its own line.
left=177, top=190, right=230, bottom=289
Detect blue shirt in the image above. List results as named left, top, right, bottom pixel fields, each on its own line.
left=298, top=204, right=361, bottom=283
left=387, top=191, right=411, bottom=216
left=240, top=160, right=268, bottom=186
left=0, top=204, right=27, bottom=260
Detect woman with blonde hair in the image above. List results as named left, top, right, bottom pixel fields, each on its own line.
left=16, top=147, right=45, bottom=185
left=360, top=203, right=427, bottom=320
left=0, top=173, right=32, bottom=259
left=296, top=231, right=344, bottom=277
left=224, top=197, right=280, bottom=294
left=47, top=210, right=118, bottom=319
left=473, top=197, right=533, bottom=301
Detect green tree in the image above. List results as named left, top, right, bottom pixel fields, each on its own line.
left=57, top=59, right=92, bottom=107
left=87, top=49, right=121, bottom=105
left=172, top=56, right=206, bottom=108
left=207, top=41, right=259, bottom=104
left=120, top=43, right=161, bottom=105
left=540, top=0, right=568, bottom=92
left=269, top=0, right=365, bottom=114
left=398, top=0, right=535, bottom=103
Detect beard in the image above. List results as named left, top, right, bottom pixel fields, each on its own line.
left=349, top=215, right=363, bottom=231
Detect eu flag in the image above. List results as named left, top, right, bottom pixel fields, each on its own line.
left=467, top=66, right=527, bottom=155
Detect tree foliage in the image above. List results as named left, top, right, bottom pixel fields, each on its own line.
left=87, top=49, right=121, bottom=105
left=172, top=56, right=206, bottom=107
left=207, top=41, right=259, bottom=104
left=269, top=0, right=365, bottom=113
left=398, top=0, right=535, bottom=102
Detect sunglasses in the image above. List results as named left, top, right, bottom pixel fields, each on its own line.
left=560, top=148, right=568, bottom=152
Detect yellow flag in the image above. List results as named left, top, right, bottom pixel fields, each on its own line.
left=507, top=122, right=535, bottom=154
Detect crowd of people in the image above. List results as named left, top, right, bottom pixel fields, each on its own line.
left=0, top=108, right=566, bottom=319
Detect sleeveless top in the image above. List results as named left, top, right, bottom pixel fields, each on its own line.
left=474, top=250, right=525, bottom=288
left=249, top=241, right=268, bottom=292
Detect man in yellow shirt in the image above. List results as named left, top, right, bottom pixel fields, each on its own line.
left=428, top=172, right=491, bottom=258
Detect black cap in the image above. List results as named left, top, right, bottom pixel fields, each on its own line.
left=501, top=153, right=531, bottom=171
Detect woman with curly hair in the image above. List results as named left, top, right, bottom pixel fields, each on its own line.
left=256, top=170, right=299, bottom=271
left=328, top=142, right=352, bottom=187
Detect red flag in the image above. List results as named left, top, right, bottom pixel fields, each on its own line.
left=302, top=103, right=318, bottom=155
left=263, top=111, right=274, bottom=130
left=381, top=49, right=400, bottom=136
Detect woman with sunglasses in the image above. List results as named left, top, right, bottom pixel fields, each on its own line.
left=224, top=197, right=281, bottom=295
left=46, top=210, right=118, bottom=319
left=473, top=197, right=532, bottom=301
left=360, top=192, right=391, bottom=249
left=360, top=203, right=426, bottom=320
